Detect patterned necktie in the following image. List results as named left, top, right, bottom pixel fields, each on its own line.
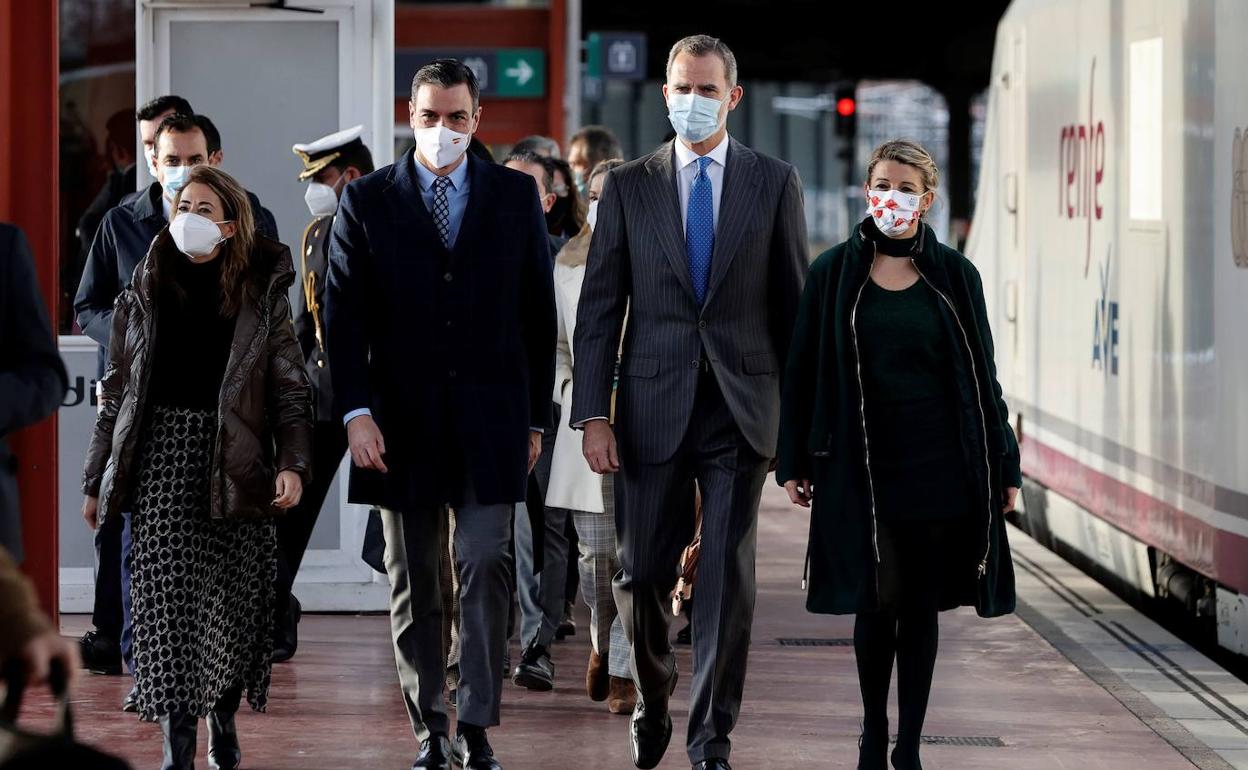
left=686, top=156, right=715, bottom=305
left=432, top=176, right=452, bottom=248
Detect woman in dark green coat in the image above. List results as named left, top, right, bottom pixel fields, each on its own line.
left=776, top=140, right=1021, bottom=770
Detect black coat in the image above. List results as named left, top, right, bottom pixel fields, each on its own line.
left=74, top=183, right=280, bottom=376
left=0, top=224, right=69, bottom=561
left=325, top=150, right=556, bottom=510
left=74, top=164, right=137, bottom=293
left=776, top=221, right=1021, bottom=618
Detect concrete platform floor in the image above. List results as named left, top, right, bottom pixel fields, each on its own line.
left=22, top=482, right=1218, bottom=768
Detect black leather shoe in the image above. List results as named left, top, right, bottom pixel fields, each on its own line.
left=159, top=713, right=198, bottom=770
left=271, top=594, right=302, bottom=663
left=555, top=602, right=576, bottom=640
left=79, top=630, right=122, bottom=675
left=512, top=641, right=554, bottom=691
left=629, top=700, right=672, bottom=770
left=455, top=728, right=502, bottom=770
left=121, top=686, right=138, bottom=713
left=693, top=760, right=732, bottom=770
left=411, top=733, right=454, bottom=769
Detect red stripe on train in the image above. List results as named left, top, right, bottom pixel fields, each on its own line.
left=1022, top=438, right=1248, bottom=595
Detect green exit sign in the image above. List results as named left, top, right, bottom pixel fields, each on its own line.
left=496, top=49, right=545, bottom=98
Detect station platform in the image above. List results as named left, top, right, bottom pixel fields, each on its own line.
left=23, top=482, right=1248, bottom=768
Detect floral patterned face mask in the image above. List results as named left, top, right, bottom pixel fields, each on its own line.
left=867, top=188, right=924, bottom=236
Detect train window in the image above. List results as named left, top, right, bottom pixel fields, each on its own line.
left=1128, top=37, right=1163, bottom=221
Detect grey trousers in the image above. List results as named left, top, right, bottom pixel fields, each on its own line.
left=515, top=404, right=569, bottom=650
left=572, top=474, right=630, bottom=677
left=515, top=500, right=571, bottom=649
left=381, top=483, right=513, bottom=739
left=613, top=371, right=768, bottom=764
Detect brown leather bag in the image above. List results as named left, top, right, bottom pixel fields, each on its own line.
left=671, top=486, right=704, bottom=616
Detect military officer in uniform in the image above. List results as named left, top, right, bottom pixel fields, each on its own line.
left=273, top=125, right=375, bottom=662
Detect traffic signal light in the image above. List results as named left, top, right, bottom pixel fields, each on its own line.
left=834, top=85, right=856, bottom=139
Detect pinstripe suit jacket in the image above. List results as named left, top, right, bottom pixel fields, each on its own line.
left=571, top=138, right=808, bottom=463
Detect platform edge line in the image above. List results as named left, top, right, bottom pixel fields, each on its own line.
left=1014, top=597, right=1233, bottom=770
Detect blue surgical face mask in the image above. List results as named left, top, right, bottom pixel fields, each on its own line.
left=161, top=164, right=191, bottom=199
left=667, top=92, right=728, bottom=144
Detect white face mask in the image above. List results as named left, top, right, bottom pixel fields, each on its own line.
left=170, top=212, right=229, bottom=259
left=866, top=188, right=925, bottom=237
left=304, top=177, right=342, bottom=218
left=415, top=124, right=471, bottom=169
left=161, top=164, right=191, bottom=200
left=145, top=146, right=158, bottom=178
left=586, top=200, right=599, bottom=232
left=667, top=92, right=729, bottom=144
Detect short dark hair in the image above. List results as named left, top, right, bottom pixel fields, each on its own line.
left=512, top=135, right=560, bottom=158
left=329, top=142, right=375, bottom=176
left=570, top=125, right=623, bottom=168
left=153, top=113, right=222, bottom=157
left=667, top=34, right=738, bottom=87
left=411, top=58, right=480, bottom=111
left=504, top=150, right=554, bottom=195
left=136, top=95, right=193, bottom=123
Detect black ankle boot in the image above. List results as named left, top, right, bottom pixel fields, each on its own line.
left=160, top=713, right=198, bottom=770
left=857, top=719, right=889, bottom=770
left=890, top=744, right=922, bottom=770
left=207, top=687, right=242, bottom=770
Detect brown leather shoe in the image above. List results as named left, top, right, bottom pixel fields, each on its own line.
left=587, top=650, right=610, bottom=701
left=607, top=675, right=637, bottom=715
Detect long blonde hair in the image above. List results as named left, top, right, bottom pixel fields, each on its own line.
left=167, top=165, right=256, bottom=316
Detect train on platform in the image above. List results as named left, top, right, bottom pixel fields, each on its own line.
left=967, top=0, right=1248, bottom=653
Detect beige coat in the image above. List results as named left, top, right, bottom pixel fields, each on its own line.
left=546, top=230, right=606, bottom=513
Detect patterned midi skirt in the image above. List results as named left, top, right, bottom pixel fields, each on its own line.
left=128, top=405, right=277, bottom=721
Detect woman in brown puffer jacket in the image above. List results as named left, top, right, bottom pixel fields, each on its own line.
left=81, top=165, right=312, bottom=770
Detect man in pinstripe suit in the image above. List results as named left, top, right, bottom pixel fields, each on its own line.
left=571, top=34, right=808, bottom=770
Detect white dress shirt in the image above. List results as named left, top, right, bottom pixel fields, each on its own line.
left=673, top=132, right=730, bottom=235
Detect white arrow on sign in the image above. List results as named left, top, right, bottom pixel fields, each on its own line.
left=505, top=59, right=534, bottom=86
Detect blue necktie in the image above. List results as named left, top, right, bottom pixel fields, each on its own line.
left=432, top=176, right=452, bottom=248
left=686, top=156, right=714, bottom=305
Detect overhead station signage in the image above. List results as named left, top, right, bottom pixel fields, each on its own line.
left=395, top=48, right=546, bottom=99
left=583, top=31, right=647, bottom=101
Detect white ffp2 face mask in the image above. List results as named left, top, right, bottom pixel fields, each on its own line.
left=304, top=178, right=341, bottom=218
left=170, top=212, right=229, bottom=259
left=415, top=125, right=471, bottom=169
left=586, top=200, right=600, bottom=232
left=867, top=189, right=924, bottom=237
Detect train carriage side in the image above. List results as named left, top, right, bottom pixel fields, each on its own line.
left=968, top=0, right=1248, bottom=653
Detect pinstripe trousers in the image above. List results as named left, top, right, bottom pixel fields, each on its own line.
left=613, top=370, right=768, bottom=764
left=572, top=473, right=630, bottom=678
